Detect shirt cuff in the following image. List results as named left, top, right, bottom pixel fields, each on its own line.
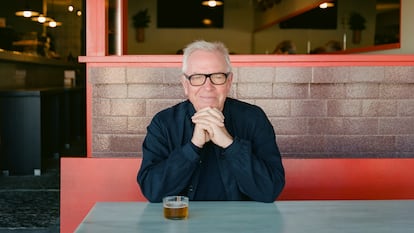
left=190, top=141, right=202, bottom=154
left=223, top=136, right=239, bottom=154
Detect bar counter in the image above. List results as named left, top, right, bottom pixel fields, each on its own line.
left=0, top=87, right=85, bottom=175
left=0, top=49, right=77, bottom=66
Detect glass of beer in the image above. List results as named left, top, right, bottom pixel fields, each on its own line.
left=163, top=196, right=189, bottom=220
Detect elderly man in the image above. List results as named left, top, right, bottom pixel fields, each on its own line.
left=137, top=40, right=285, bottom=203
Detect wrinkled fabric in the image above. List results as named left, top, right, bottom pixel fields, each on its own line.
left=137, top=98, right=285, bottom=203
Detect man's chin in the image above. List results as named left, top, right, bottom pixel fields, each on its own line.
left=199, top=100, right=216, bottom=107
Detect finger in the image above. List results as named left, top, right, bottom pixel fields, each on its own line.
left=192, top=116, right=224, bottom=127
left=209, top=107, right=225, bottom=120
left=192, top=110, right=224, bottom=126
left=194, top=107, right=224, bottom=121
left=194, top=122, right=214, bottom=139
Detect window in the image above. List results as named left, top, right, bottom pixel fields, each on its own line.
left=157, top=0, right=224, bottom=28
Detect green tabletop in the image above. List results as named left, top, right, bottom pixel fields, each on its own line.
left=75, top=200, right=414, bottom=233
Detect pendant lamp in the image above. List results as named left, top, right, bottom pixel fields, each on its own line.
left=15, top=0, right=40, bottom=17
left=46, top=0, right=62, bottom=28
left=31, top=15, right=53, bottom=23
left=201, top=1, right=223, bottom=7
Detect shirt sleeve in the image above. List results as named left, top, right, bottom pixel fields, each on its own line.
left=137, top=114, right=200, bottom=203
left=221, top=106, right=285, bottom=203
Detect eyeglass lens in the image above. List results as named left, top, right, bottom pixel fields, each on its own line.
left=187, top=73, right=228, bottom=86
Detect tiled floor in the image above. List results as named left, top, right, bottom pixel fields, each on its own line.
left=0, top=137, right=85, bottom=233
left=0, top=170, right=60, bottom=233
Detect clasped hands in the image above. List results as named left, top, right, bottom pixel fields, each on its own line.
left=191, top=107, right=233, bottom=149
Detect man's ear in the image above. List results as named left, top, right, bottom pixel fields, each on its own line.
left=227, top=72, right=234, bottom=84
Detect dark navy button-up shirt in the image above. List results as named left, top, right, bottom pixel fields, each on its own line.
left=137, top=98, right=285, bottom=203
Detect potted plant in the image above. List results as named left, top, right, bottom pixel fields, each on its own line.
left=348, top=12, right=366, bottom=44
left=132, top=8, right=151, bottom=42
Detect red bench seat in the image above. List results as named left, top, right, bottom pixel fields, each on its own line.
left=61, top=157, right=414, bottom=233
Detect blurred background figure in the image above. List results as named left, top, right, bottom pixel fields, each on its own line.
left=310, top=46, right=326, bottom=54
left=273, top=40, right=296, bottom=54
left=310, top=40, right=342, bottom=54
left=324, top=40, right=342, bottom=52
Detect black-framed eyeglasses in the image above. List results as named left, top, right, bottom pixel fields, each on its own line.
left=184, top=72, right=230, bottom=86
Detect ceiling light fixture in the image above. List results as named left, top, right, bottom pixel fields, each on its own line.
left=15, top=10, right=40, bottom=18
left=202, top=1, right=223, bottom=7
left=31, top=14, right=53, bottom=23
left=15, top=0, right=40, bottom=17
left=46, top=0, right=62, bottom=28
left=46, top=20, right=62, bottom=28
left=319, top=2, right=335, bottom=9
left=15, top=7, right=40, bottom=18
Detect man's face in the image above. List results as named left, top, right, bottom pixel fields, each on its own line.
left=181, top=50, right=233, bottom=111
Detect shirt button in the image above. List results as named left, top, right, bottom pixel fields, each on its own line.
left=188, top=185, right=193, bottom=192
left=199, top=160, right=203, bottom=164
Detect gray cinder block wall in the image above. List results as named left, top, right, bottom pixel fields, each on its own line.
left=89, top=65, right=414, bottom=158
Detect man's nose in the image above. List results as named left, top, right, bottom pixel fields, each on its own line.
left=203, top=77, right=215, bottom=88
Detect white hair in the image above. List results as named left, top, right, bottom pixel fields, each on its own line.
left=181, top=40, right=232, bottom=73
